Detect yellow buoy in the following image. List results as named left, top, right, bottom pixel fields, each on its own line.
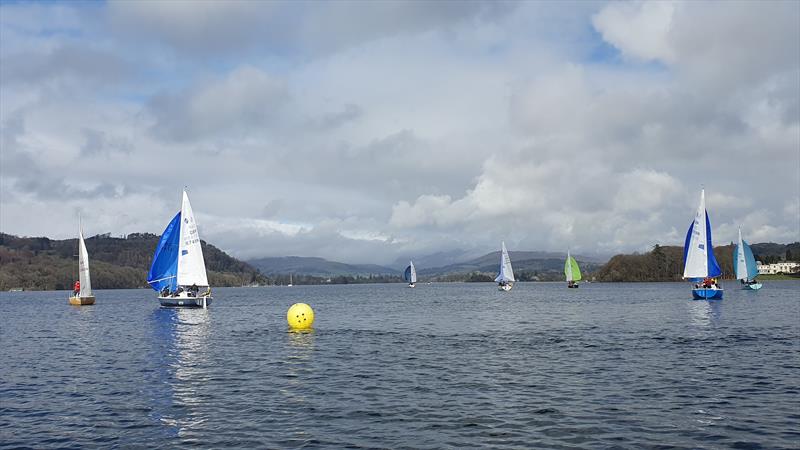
left=287, top=303, right=315, bottom=330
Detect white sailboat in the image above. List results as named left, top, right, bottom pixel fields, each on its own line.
left=147, top=189, right=212, bottom=308
left=288, top=274, right=293, bottom=287
left=69, top=221, right=95, bottom=305
left=682, top=189, right=723, bottom=300
left=734, top=227, right=762, bottom=290
left=495, top=241, right=515, bottom=291
left=404, top=261, right=417, bottom=288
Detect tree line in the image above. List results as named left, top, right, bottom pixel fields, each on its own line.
left=593, top=242, right=800, bottom=282
left=0, top=233, right=268, bottom=291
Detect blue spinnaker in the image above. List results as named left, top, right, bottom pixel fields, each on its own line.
left=733, top=240, right=759, bottom=280
left=404, top=265, right=412, bottom=283
left=704, top=211, right=722, bottom=278
left=147, top=212, right=181, bottom=292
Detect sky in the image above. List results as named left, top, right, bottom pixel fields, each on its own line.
left=1, top=0, right=798, bottom=265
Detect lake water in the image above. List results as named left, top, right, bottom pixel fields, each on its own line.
left=1, top=282, right=798, bottom=449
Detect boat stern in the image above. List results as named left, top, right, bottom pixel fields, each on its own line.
left=158, top=295, right=213, bottom=308
left=691, top=288, right=724, bottom=300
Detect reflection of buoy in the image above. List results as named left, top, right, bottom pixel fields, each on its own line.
left=287, top=303, right=315, bottom=330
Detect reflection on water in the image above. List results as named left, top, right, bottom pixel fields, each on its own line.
left=688, top=299, right=723, bottom=328
left=147, top=307, right=212, bottom=439
left=282, top=330, right=315, bottom=405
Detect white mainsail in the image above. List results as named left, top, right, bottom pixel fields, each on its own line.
left=683, top=189, right=709, bottom=279
left=409, top=261, right=417, bottom=284
left=495, top=241, right=515, bottom=283
left=565, top=250, right=574, bottom=282
left=736, top=227, right=748, bottom=280
left=177, top=190, right=209, bottom=287
left=78, top=225, right=92, bottom=297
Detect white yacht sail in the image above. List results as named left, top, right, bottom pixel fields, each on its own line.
left=735, top=228, right=748, bottom=281
left=495, top=242, right=515, bottom=291
left=78, top=225, right=92, bottom=298
left=683, top=190, right=710, bottom=279
left=177, top=190, right=209, bottom=287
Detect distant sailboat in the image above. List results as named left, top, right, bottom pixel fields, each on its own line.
left=565, top=250, right=581, bottom=288
left=734, top=227, right=762, bottom=290
left=495, top=241, right=515, bottom=291
left=288, top=274, right=293, bottom=287
left=683, top=189, right=723, bottom=300
left=69, top=221, right=95, bottom=305
left=148, top=189, right=212, bottom=308
left=404, top=261, right=417, bottom=288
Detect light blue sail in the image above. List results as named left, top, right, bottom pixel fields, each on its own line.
left=733, top=239, right=759, bottom=281
left=682, top=210, right=721, bottom=280
left=147, top=212, right=181, bottom=292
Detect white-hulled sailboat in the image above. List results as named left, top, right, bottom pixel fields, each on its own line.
left=495, top=241, right=515, bottom=291
left=69, top=221, right=95, bottom=305
left=734, top=227, right=762, bottom=290
left=682, top=189, right=723, bottom=300
left=404, top=261, right=417, bottom=288
left=147, top=189, right=212, bottom=308
left=565, top=250, right=581, bottom=288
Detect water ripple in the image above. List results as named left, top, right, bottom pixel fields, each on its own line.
left=1, top=282, right=798, bottom=448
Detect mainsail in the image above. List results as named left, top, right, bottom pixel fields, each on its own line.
left=734, top=228, right=759, bottom=281
left=495, top=241, right=515, bottom=283
left=148, top=212, right=181, bottom=292
left=565, top=251, right=581, bottom=282
left=78, top=225, right=92, bottom=297
left=682, top=189, right=722, bottom=279
left=177, top=190, right=209, bottom=287
left=404, top=261, right=417, bottom=284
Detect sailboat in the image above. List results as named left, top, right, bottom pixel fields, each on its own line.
left=495, top=241, right=515, bottom=291
left=734, top=227, right=762, bottom=290
left=682, top=189, right=723, bottom=300
left=147, top=189, right=213, bottom=308
left=288, top=274, right=293, bottom=287
left=404, top=261, right=417, bottom=288
left=69, top=221, right=95, bottom=305
left=565, top=250, right=581, bottom=288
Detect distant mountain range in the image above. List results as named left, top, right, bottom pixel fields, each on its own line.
left=248, top=256, right=401, bottom=277
left=248, top=250, right=607, bottom=281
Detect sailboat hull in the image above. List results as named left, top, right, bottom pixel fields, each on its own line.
left=68, top=295, right=95, bottom=305
left=567, top=284, right=579, bottom=289
left=158, top=295, right=213, bottom=308
left=691, top=288, right=723, bottom=300
left=498, top=283, right=513, bottom=292
left=743, top=283, right=763, bottom=290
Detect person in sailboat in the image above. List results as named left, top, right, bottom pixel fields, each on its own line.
left=188, top=283, right=198, bottom=297
left=172, top=286, right=184, bottom=297
left=73, top=280, right=80, bottom=296
left=160, top=286, right=170, bottom=297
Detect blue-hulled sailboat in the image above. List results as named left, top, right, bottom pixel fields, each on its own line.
left=148, top=190, right=212, bottom=308
left=682, top=189, right=723, bottom=300
left=404, top=261, right=417, bottom=288
left=734, top=227, right=762, bottom=290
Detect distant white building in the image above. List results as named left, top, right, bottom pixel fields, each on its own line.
left=757, top=261, right=800, bottom=275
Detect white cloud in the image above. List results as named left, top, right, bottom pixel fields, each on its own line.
left=592, top=1, right=677, bottom=64
left=1, top=1, right=798, bottom=265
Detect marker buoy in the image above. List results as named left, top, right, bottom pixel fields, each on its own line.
left=287, top=303, right=314, bottom=330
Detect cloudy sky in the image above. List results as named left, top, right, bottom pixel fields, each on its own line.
left=1, top=0, right=798, bottom=265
